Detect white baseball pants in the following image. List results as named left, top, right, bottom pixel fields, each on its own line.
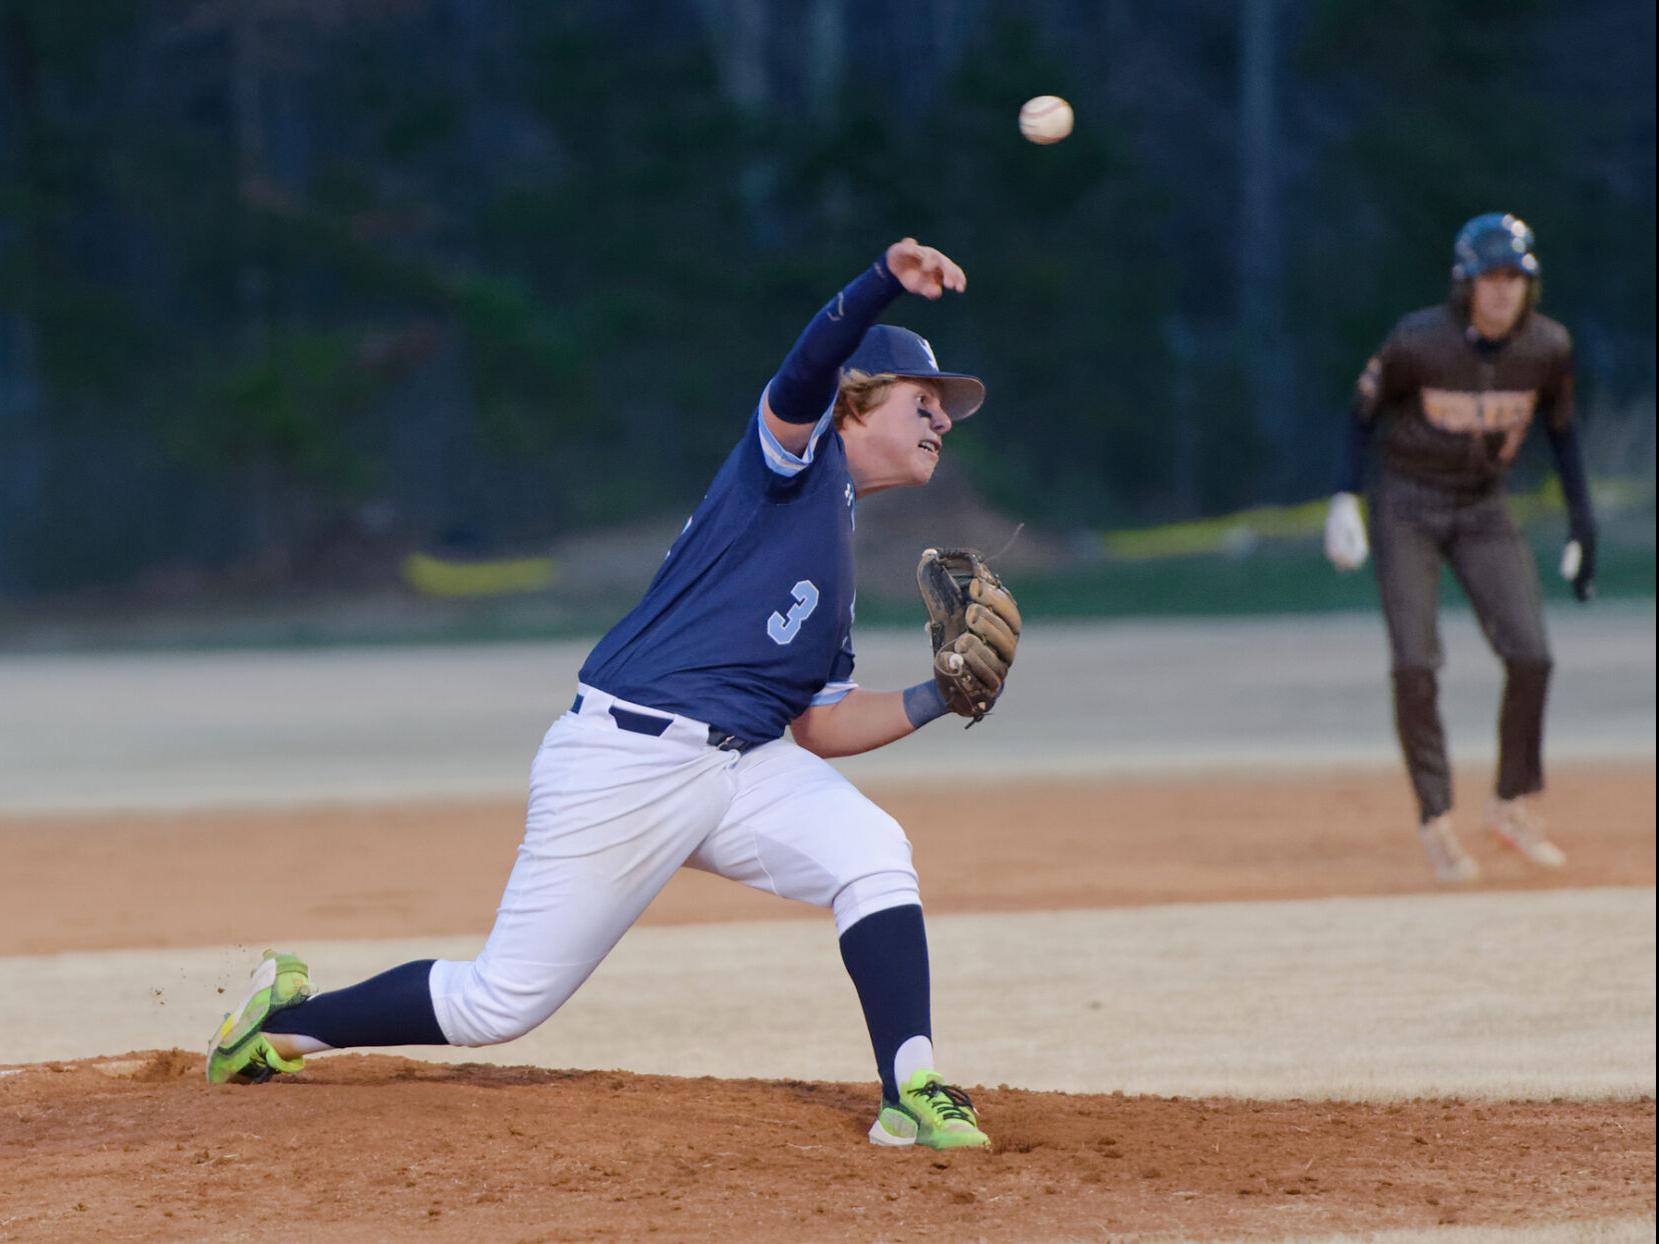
left=428, top=685, right=920, bottom=1047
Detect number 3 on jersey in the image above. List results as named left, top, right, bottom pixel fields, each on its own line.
left=767, top=580, right=819, bottom=645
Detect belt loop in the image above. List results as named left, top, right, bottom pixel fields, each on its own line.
left=706, top=726, right=752, bottom=754
left=610, top=705, right=673, bottom=737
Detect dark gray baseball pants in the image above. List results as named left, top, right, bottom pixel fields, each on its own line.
left=1369, top=470, right=1552, bottom=822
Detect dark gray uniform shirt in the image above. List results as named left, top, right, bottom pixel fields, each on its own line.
left=1353, top=305, right=1575, bottom=492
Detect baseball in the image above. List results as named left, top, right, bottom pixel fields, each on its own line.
left=1019, top=95, right=1073, bottom=145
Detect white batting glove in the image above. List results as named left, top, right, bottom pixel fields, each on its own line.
left=1324, top=492, right=1369, bottom=571
left=1559, top=540, right=1582, bottom=581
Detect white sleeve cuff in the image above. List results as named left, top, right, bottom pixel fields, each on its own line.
left=809, top=680, right=857, bottom=707
left=757, top=394, right=836, bottom=477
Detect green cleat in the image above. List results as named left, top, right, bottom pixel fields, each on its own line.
left=868, top=1071, right=990, bottom=1150
left=204, top=950, right=314, bottom=1084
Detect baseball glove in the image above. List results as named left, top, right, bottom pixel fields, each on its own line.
left=916, top=547, right=1022, bottom=723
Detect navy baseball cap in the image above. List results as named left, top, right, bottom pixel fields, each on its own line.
left=842, top=325, right=986, bottom=420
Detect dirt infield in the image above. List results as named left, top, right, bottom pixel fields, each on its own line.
left=2, top=1053, right=1653, bottom=1243
left=5, top=763, right=1652, bottom=955
left=2, top=761, right=1653, bottom=1241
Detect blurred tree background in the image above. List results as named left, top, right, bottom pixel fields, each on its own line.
left=0, top=0, right=1653, bottom=614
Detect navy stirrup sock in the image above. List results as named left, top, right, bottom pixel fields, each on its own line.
left=838, top=904, right=931, bottom=1103
left=263, top=959, right=449, bottom=1048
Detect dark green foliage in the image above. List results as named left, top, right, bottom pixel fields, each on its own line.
left=170, top=329, right=379, bottom=488
left=0, top=0, right=1651, bottom=599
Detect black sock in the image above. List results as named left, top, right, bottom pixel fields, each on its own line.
left=263, top=959, right=449, bottom=1048
left=838, top=904, right=931, bottom=1102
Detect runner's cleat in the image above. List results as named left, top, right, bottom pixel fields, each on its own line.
left=1487, top=797, right=1566, bottom=869
left=1418, top=813, right=1480, bottom=884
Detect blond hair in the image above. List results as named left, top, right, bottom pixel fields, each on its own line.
left=834, top=370, right=898, bottom=430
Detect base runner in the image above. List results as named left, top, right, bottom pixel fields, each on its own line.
left=1323, top=213, right=1596, bottom=882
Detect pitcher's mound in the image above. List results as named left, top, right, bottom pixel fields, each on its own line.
left=4, top=1052, right=1652, bottom=1242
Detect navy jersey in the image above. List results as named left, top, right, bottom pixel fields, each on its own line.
left=579, top=404, right=858, bottom=742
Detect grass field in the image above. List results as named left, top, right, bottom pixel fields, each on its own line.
left=1, top=495, right=1651, bottom=652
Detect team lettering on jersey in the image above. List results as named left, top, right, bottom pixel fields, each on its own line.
left=1420, top=387, right=1538, bottom=462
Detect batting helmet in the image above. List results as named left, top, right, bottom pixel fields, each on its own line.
left=1451, top=213, right=1540, bottom=281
